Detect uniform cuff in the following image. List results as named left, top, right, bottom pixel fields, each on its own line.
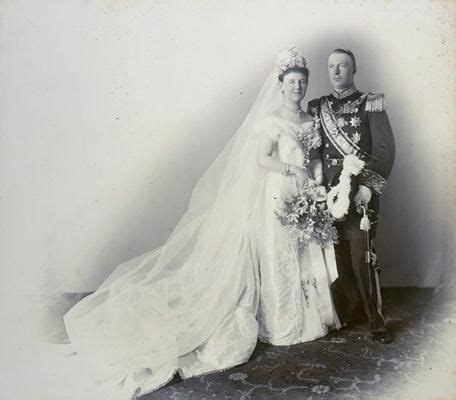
left=359, top=169, right=387, bottom=195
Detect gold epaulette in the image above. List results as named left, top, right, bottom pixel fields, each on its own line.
left=365, top=92, right=386, bottom=112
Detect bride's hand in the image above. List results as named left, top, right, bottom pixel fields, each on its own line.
left=290, top=165, right=309, bottom=190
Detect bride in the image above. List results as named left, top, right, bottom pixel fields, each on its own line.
left=63, top=46, right=340, bottom=399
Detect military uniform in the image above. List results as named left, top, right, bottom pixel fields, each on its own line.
left=308, top=86, right=395, bottom=330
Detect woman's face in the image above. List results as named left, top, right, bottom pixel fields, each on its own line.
left=280, top=71, right=307, bottom=103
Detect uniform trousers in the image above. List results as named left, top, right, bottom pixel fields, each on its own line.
left=332, top=238, right=385, bottom=332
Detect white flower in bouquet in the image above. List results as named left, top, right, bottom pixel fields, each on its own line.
left=276, top=182, right=338, bottom=250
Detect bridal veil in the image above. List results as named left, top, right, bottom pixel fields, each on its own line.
left=64, top=58, right=287, bottom=397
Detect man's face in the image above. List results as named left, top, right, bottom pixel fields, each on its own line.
left=328, top=52, right=355, bottom=90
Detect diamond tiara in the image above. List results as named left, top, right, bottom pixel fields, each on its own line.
left=276, top=46, right=307, bottom=77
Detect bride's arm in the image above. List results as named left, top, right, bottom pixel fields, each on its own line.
left=257, top=132, right=305, bottom=177
left=257, top=132, right=288, bottom=174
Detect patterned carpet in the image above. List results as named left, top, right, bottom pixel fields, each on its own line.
left=140, top=288, right=455, bottom=400
left=42, top=288, right=454, bottom=399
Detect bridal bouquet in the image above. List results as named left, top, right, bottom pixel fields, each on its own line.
left=276, top=182, right=338, bottom=250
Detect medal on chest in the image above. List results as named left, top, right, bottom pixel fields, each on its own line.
left=324, top=95, right=368, bottom=155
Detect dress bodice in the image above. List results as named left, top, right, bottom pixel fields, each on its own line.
left=257, top=116, right=318, bottom=168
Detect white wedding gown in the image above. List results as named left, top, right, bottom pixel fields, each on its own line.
left=256, top=116, right=339, bottom=346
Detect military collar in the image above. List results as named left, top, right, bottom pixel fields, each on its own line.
left=332, top=85, right=357, bottom=99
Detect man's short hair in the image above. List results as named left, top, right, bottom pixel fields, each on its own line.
left=330, top=48, right=357, bottom=74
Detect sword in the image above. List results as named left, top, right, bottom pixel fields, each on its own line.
left=360, top=205, right=384, bottom=319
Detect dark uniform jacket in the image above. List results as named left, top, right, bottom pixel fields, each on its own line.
left=307, top=87, right=395, bottom=239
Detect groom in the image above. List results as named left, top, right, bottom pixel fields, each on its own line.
left=308, top=49, right=395, bottom=343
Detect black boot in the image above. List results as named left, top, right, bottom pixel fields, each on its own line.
left=369, top=314, right=393, bottom=344
left=371, top=329, right=393, bottom=344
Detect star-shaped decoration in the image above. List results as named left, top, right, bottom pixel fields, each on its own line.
left=352, top=131, right=361, bottom=144
left=350, top=116, right=362, bottom=128
left=337, top=117, right=347, bottom=128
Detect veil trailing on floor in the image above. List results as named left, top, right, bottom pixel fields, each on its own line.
left=64, top=56, right=288, bottom=397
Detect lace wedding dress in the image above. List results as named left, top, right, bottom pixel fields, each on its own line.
left=38, top=50, right=340, bottom=400
left=256, top=116, right=339, bottom=346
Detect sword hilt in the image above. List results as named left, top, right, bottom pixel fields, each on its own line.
left=360, top=204, right=371, bottom=232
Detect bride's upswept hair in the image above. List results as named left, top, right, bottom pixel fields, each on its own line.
left=278, top=66, right=310, bottom=83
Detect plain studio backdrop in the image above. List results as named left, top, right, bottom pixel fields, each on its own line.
left=0, top=0, right=455, bottom=335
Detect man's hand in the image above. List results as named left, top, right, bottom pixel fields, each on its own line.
left=354, top=185, right=372, bottom=213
